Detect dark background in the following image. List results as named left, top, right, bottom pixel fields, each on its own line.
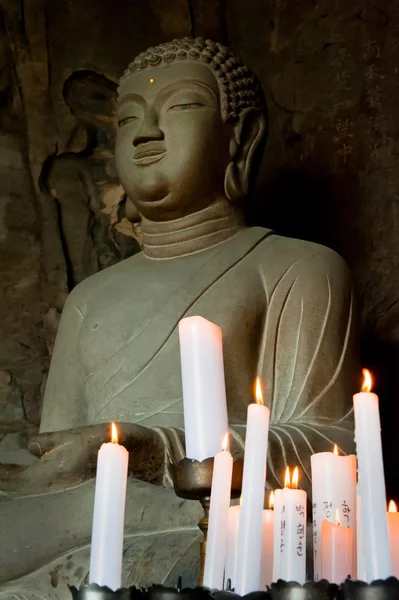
left=0, top=0, right=398, bottom=496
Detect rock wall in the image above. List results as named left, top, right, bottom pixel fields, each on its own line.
left=0, top=0, right=398, bottom=492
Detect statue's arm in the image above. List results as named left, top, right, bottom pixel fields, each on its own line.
left=40, top=292, right=87, bottom=433
left=230, top=247, right=359, bottom=494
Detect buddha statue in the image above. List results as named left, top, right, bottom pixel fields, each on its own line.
left=0, top=37, right=359, bottom=599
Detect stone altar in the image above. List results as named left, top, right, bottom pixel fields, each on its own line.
left=0, top=37, right=359, bottom=599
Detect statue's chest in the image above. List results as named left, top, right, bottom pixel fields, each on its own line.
left=78, top=256, right=265, bottom=379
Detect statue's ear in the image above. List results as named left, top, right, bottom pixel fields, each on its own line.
left=224, top=108, right=266, bottom=202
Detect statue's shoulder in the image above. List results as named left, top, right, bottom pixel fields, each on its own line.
left=63, top=252, right=144, bottom=313
left=252, top=228, right=351, bottom=284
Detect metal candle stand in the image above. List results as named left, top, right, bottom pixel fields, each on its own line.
left=69, top=579, right=399, bottom=600
left=171, top=456, right=244, bottom=586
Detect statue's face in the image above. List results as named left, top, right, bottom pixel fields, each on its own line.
left=115, top=62, right=231, bottom=221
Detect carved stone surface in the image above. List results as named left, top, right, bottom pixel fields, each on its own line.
left=0, top=0, right=397, bottom=597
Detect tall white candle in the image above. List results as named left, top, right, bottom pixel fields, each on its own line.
left=356, top=491, right=366, bottom=582
left=225, top=503, right=241, bottom=589
left=272, top=488, right=283, bottom=582
left=179, top=316, right=228, bottom=461
left=321, top=511, right=354, bottom=583
left=387, top=501, right=399, bottom=577
left=203, top=433, right=233, bottom=589
left=235, top=378, right=270, bottom=595
left=89, top=423, right=129, bottom=590
left=259, top=491, right=274, bottom=589
left=279, top=467, right=307, bottom=584
left=311, top=445, right=356, bottom=580
left=353, top=369, right=391, bottom=581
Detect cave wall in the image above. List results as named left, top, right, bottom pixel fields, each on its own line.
left=0, top=0, right=398, bottom=490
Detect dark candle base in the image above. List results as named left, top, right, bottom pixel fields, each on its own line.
left=342, top=578, right=399, bottom=600
left=69, top=583, right=144, bottom=599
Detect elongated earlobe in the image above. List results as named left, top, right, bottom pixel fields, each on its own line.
left=224, top=108, right=267, bottom=202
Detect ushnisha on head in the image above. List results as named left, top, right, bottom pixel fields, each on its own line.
left=115, top=37, right=267, bottom=222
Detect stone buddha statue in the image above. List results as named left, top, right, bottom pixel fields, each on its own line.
left=0, top=37, right=359, bottom=599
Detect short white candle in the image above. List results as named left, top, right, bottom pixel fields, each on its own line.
left=89, top=423, right=129, bottom=590
left=311, top=444, right=356, bottom=580
left=272, top=488, right=283, bottom=582
left=203, top=433, right=233, bottom=589
left=279, top=467, right=307, bottom=584
left=353, top=369, right=391, bottom=581
left=321, top=510, right=354, bottom=583
left=179, top=316, right=229, bottom=461
left=387, top=500, right=399, bottom=577
left=225, top=503, right=241, bottom=589
left=235, top=378, right=270, bottom=595
left=259, top=491, right=274, bottom=589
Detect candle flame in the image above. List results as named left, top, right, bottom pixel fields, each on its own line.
left=221, top=432, right=229, bottom=451
left=361, top=369, right=372, bottom=393
left=389, top=500, right=398, bottom=513
left=255, top=377, right=264, bottom=405
left=292, top=467, right=299, bottom=489
left=333, top=444, right=339, bottom=456
left=111, top=422, right=118, bottom=444
left=269, top=490, right=274, bottom=509
left=284, top=466, right=291, bottom=488
left=336, top=508, right=341, bottom=526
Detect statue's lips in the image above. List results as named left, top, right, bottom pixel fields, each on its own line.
left=132, top=150, right=166, bottom=165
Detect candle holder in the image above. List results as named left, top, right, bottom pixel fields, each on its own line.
left=147, top=583, right=212, bottom=600
left=69, top=583, right=144, bottom=599
left=268, top=580, right=339, bottom=600
left=341, top=577, right=399, bottom=600
left=171, top=457, right=243, bottom=585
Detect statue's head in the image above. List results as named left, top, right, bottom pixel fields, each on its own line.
left=115, top=37, right=267, bottom=221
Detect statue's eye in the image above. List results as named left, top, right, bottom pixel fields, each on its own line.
left=169, top=103, right=203, bottom=111
left=118, top=116, right=138, bottom=127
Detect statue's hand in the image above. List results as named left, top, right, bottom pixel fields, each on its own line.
left=0, top=423, right=169, bottom=498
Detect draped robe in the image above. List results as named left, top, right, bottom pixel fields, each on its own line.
left=0, top=226, right=358, bottom=599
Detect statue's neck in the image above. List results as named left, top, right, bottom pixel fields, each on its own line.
left=141, top=200, right=245, bottom=259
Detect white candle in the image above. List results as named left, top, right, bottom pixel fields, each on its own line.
left=203, top=433, right=233, bottom=589
left=321, top=510, right=354, bottom=583
left=259, top=491, right=274, bottom=589
left=353, top=369, right=391, bottom=581
left=272, top=488, right=283, bottom=582
left=387, top=500, right=399, bottom=577
left=89, top=423, right=129, bottom=590
left=279, top=467, right=307, bottom=584
left=235, top=378, right=270, bottom=595
left=179, top=316, right=228, bottom=461
left=356, top=491, right=366, bottom=581
left=311, top=444, right=356, bottom=580
left=225, top=503, right=241, bottom=589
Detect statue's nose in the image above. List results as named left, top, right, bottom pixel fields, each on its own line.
left=132, top=108, right=164, bottom=146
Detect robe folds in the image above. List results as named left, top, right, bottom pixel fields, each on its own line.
left=42, top=225, right=359, bottom=489
left=0, top=226, right=359, bottom=598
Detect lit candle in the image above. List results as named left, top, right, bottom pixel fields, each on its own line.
left=272, top=488, right=283, bottom=582
left=387, top=500, right=399, bottom=577
left=203, top=433, right=233, bottom=589
left=89, top=423, right=129, bottom=590
left=259, top=491, right=274, bottom=589
left=225, top=500, right=241, bottom=589
left=279, top=467, right=307, bottom=584
left=235, top=378, right=270, bottom=595
left=353, top=369, right=391, bottom=581
left=311, top=444, right=356, bottom=580
left=356, top=490, right=366, bottom=581
left=321, top=509, right=354, bottom=583
left=179, top=316, right=229, bottom=461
